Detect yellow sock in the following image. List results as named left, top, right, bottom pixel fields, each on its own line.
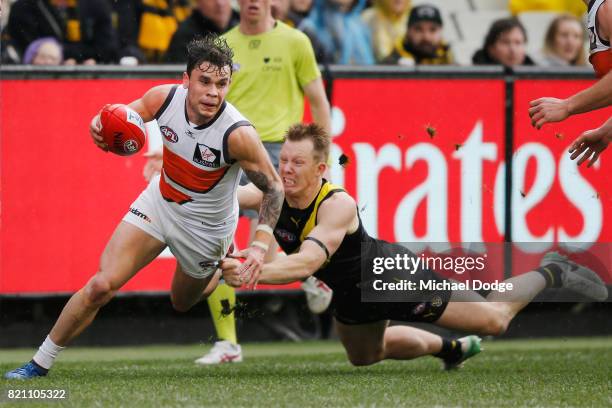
left=206, top=283, right=237, bottom=345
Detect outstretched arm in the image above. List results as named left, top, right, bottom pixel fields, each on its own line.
left=528, top=71, right=612, bottom=129
left=222, top=193, right=357, bottom=286
left=529, top=0, right=612, bottom=130
left=228, top=126, right=284, bottom=286
left=238, top=183, right=264, bottom=211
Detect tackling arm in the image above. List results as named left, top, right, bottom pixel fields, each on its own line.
left=237, top=183, right=264, bottom=211
left=257, top=193, right=356, bottom=284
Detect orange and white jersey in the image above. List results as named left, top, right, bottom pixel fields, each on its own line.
left=588, top=0, right=612, bottom=77
left=154, top=84, right=251, bottom=235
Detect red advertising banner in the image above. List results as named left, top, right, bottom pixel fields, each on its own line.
left=0, top=79, right=297, bottom=294
left=1, top=77, right=609, bottom=294
left=327, top=78, right=507, bottom=283
left=330, top=79, right=506, bottom=245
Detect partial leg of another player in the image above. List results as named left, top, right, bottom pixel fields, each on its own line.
left=5, top=221, right=167, bottom=379
left=436, top=252, right=608, bottom=336
left=196, top=283, right=242, bottom=365
left=336, top=320, right=480, bottom=369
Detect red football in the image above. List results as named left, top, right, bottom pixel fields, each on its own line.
left=100, top=104, right=147, bottom=156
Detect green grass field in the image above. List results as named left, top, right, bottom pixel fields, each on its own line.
left=0, top=337, right=610, bottom=407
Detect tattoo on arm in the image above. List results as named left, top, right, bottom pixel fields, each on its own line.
left=244, top=170, right=283, bottom=227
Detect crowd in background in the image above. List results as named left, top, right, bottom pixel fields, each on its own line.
left=0, top=0, right=590, bottom=69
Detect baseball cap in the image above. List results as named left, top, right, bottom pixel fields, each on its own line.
left=408, top=4, right=443, bottom=27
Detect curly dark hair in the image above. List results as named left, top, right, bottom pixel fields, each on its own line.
left=186, top=34, right=234, bottom=76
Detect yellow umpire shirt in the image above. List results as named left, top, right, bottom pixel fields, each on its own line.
left=223, top=21, right=321, bottom=143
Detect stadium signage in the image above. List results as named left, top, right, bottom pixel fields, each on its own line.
left=0, top=78, right=609, bottom=293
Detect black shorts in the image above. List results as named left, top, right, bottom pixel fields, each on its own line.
left=331, top=283, right=451, bottom=326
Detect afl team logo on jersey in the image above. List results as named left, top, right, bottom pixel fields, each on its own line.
left=160, top=126, right=178, bottom=143
left=412, top=302, right=426, bottom=316
left=193, top=143, right=221, bottom=168
left=275, top=229, right=297, bottom=243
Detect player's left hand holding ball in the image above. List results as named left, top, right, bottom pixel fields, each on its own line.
left=90, top=104, right=147, bottom=155
left=89, top=105, right=109, bottom=152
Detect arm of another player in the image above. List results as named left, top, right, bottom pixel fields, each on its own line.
left=528, top=0, right=612, bottom=130
left=569, top=115, right=612, bottom=166
left=528, top=70, right=612, bottom=129
left=238, top=183, right=264, bottom=211
left=88, top=84, right=173, bottom=152
left=304, top=77, right=331, bottom=135
left=228, top=126, right=284, bottom=287
left=223, top=193, right=356, bottom=287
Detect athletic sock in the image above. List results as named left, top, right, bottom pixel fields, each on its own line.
left=535, top=264, right=563, bottom=288
left=32, top=335, right=65, bottom=370
left=30, top=360, right=48, bottom=374
left=434, top=338, right=462, bottom=363
left=207, top=283, right=237, bottom=345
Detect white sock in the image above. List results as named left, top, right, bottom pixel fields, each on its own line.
left=32, top=335, right=65, bottom=370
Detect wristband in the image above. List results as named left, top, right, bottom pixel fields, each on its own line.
left=255, top=224, right=274, bottom=237
left=251, top=240, right=269, bottom=252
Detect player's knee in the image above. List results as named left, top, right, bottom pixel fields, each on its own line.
left=347, top=350, right=383, bottom=367
left=84, top=275, right=115, bottom=307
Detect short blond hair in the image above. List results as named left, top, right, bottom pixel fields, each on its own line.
left=284, top=123, right=330, bottom=163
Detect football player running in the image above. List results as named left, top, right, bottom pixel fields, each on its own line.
left=5, top=34, right=283, bottom=379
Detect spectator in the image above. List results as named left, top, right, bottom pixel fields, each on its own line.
left=290, top=0, right=314, bottom=26
left=382, top=4, right=452, bottom=66
left=472, top=18, right=535, bottom=67
left=300, top=0, right=375, bottom=65
left=362, top=0, right=411, bottom=62
left=23, top=37, right=63, bottom=65
left=112, top=0, right=147, bottom=65
left=272, top=0, right=295, bottom=25
left=5, top=0, right=119, bottom=64
left=164, top=0, right=238, bottom=63
left=273, top=0, right=333, bottom=63
left=137, top=0, right=191, bottom=62
left=535, top=14, right=586, bottom=67
left=4, top=0, right=66, bottom=62
left=509, top=0, right=586, bottom=19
